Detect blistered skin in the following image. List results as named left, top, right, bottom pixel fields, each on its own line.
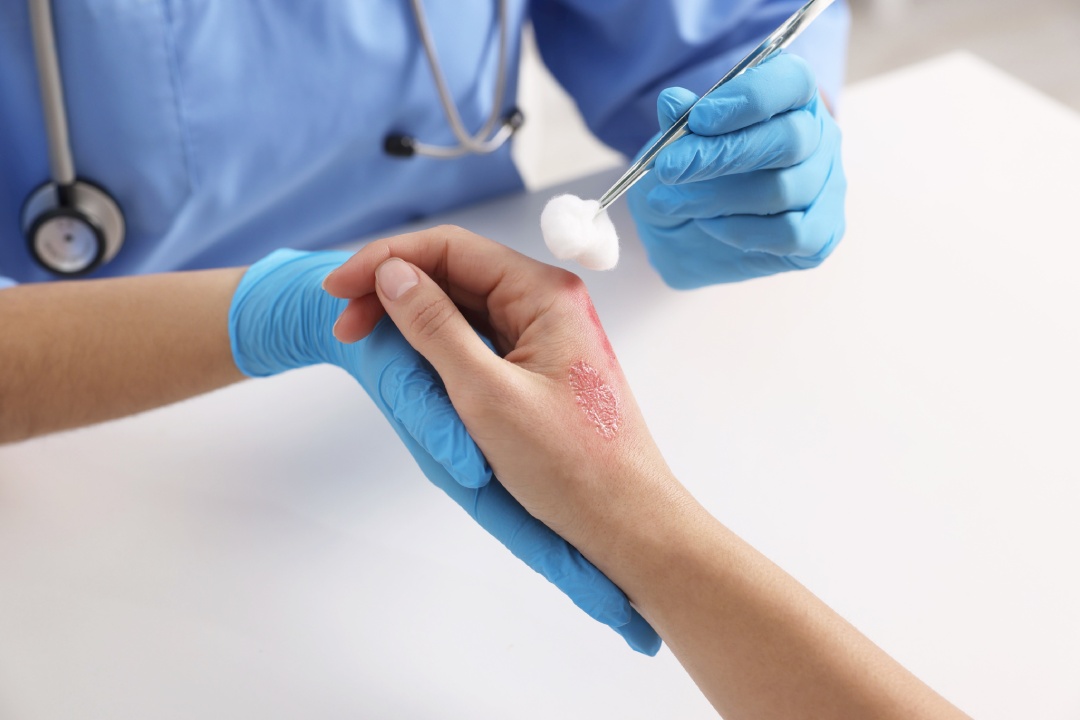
left=568, top=361, right=620, bottom=440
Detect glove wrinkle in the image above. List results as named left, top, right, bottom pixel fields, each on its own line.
left=380, top=354, right=492, bottom=490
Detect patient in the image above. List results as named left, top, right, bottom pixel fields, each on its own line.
left=323, top=226, right=971, bottom=720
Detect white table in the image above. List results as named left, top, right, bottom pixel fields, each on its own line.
left=2, top=52, right=1079, bottom=719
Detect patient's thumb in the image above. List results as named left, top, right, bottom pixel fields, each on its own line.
left=374, top=257, right=498, bottom=387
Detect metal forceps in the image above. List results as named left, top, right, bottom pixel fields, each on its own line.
left=596, top=0, right=837, bottom=213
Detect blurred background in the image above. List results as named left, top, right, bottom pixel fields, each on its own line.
left=513, top=0, right=1080, bottom=189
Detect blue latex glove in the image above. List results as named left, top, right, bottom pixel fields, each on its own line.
left=628, top=52, right=847, bottom=289
left=228, top=249, right=661, bottom=655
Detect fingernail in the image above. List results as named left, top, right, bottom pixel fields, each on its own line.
left=331, top=314, right=343, bottom=340
left=376, top=258, right=418, bottom=301
left=321, top=268, right=337, bottom=291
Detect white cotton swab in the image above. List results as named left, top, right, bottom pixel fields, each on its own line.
left=540, top=194, right=619, bottom=271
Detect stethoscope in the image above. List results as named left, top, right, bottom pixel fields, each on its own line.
left=384, top=0, right=523, bottom=158
left=22, top=0, right=522, bottom=276
left=22, top=0, right=125, bottom=275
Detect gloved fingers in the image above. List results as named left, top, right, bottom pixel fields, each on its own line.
left=645, top=145, right=832, bottom=218
left=695, top=154, right=846, bottom=260
left=632, top=214, right=737, bottom=289
left=613, top=608, right=663, bottom=656
left=687, top=52, right=817, bottom=136
left=379, top=351, right=493, bottom=489
left=781, top=158, right=847, bottom=270
left=697, top=212, right=811, bottom=257
left=655, top=105, right=822, bottom=184
left=652, top=54, right=816, bottom=139
left=631, top=181, right=810, bottom=287
left=656, top=87, right=699, bottom=130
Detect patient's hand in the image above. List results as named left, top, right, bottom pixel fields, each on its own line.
left=323, top=225, right=675, bottom=551
left=325, top=226, right=971, bottom=720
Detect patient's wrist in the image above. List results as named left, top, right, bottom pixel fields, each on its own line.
left=567, top=464, right=707, bottom=597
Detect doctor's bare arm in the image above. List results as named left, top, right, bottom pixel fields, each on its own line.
left=0, top=270, right=246, bottom=444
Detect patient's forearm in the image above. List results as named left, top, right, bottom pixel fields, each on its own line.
left=575, top=479, right=969, bottom=720
left=0, top=269, right=246, bottom=444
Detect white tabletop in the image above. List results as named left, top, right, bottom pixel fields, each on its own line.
left=3, top=52, right=1079, bottom=719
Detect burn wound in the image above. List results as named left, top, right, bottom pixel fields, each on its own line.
left=568, top=361, right=620, bottom=440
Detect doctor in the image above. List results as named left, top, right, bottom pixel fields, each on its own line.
left=0, top=1, right=849, bottom=654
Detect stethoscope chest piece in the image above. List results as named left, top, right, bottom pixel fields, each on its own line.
left=24, top=0, right=127, bottom=276
left=22, top=180, right=125, bottom=275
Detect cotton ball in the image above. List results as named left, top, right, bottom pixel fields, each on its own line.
left=540, top=194, right=619, bottom=271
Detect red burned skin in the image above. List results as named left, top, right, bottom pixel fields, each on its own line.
left=583, top=302, right=617, bottom=366
left=568, top=288, right=617, bottom=367
left=568, top=360, right=621, bottom=440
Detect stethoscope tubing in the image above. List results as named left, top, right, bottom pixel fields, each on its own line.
left=21, top=0, right=518, bottom=275
left=28, top=0, right=75, bottom=189
left=403, top=0, right=517, bottom=157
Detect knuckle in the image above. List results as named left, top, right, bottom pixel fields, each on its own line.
left=774, top=213, right=804, bottom=254
left=795, top=232, right=833, bottom=265
left=788, top=112, right=819, bottom=161
left=836, top=166, right=849, bottom=194
left=741, top=83, right=768, bottom=119
left=773, top=167, right=820, bottom=212
left=408, top=296, right=455, bottom=341
left=658, top=89, right=684, bottom=122
left=660, top=267, right=700, bottom=290
left=771, top=169, right=798, bottom=210
left=789, top=55, right=817, bottom=102
left=559, top=268, right=588, bottom=292
left=548, top=267, right=605, bottom=316
left=794, top=111, right=816, bottom=153
left=800, top=240, right=833, bottom=268
left=433, top=223, right=466, bottom=237
left=432, top=223, right=483, bottom=248
left=552, top=268, right=589, bottom=302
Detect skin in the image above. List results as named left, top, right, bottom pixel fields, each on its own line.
left=324, top=225, right=972, bottom=720
left=0, top=223, right=971, bottom=716
left=0, top=269, right=245, bottom=443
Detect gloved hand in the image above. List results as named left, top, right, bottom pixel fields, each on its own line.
left=228, top=249, right=661, bottom=655
left=628, top=52, right=846, bottom=289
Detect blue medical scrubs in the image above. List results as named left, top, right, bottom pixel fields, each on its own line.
left=0, top=1, right=849, bottom=287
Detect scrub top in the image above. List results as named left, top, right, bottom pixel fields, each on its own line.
left=0, top=0, right=849, bottom=287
